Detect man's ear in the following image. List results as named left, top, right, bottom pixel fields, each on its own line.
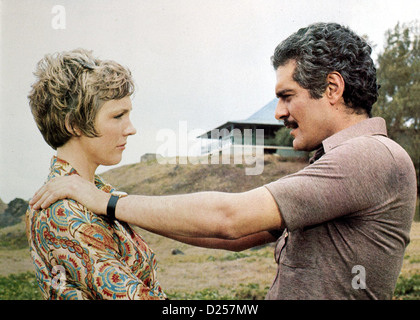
left=65, top=114, right=81, bottom=137
left=326, top=71, right=345, bottom=106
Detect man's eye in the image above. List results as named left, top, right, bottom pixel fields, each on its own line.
left=114, top=113, right=124, bottom=119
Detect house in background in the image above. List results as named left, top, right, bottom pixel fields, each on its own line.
left=198, top=98, right=308, bottom=158
left=198, top=99, right=309, bottom=160
left=198, top=99, right=281, bottom=155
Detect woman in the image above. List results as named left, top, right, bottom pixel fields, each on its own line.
left=26, top=48, right=166, bottom=300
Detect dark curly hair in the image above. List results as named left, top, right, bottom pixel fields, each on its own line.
left=271, top=22, right=379, bottom=116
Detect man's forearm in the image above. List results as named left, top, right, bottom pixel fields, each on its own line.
left=114, top=187, right=282, bottom=240
left=116, top=192, right=236, bottom=239
left=166, top=231, right=278, bottom=252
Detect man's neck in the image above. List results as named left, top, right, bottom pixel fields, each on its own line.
left=331, top=106, right=369, bottom=135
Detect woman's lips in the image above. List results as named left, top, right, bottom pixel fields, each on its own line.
left=117, top=143, right=126, bottom=150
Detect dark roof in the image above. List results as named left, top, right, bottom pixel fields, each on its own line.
left=198, top=99, right=283, bottom=138
left=232, top=98, right=283, bottom=126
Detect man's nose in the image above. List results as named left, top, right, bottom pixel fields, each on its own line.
left=274, top=100, right=289, bottom=120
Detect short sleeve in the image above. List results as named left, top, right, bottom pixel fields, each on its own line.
left=265, top=137, right=398, bottom=231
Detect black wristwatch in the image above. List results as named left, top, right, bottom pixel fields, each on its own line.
left=107, top=191, right=127, bottom=221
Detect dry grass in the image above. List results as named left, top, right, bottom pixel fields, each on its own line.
left=133, top=222, right=420, bottom=298
left=402, top=221, right=420, bottom=276
left=0, top=220, right=34, bottom=276
left=2, top=221, right=419, bottom=298
left=133, top=227, right=277, bottom=297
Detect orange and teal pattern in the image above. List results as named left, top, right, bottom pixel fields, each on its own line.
left=26, top=157, right=166, bottom=300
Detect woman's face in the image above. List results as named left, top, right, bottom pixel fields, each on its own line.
left=78, top=96, right=137, bottom=167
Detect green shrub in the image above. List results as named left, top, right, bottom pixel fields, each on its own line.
left=0, top=230, right=29, bottom=250
left=0, top=272, right=42, bottom=300
left=394, top=274, right=420, bottom=300
left=233, top=283, right=268, bottom=300
left=2, top=271, right=419, bottom=300
left=167, top=288, right=232, bottom=300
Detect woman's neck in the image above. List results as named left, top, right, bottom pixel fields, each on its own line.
left=56, top=141, right=98, bottom=183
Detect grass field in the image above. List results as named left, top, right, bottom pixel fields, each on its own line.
left=0, top=219, right=419, bottom=300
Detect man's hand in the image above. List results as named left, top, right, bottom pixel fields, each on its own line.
left=29, top=175, right=110, bottom=215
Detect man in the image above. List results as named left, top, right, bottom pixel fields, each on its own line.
left=30, top=23, right=417, bottom=299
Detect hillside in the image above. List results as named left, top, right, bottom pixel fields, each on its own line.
left=0, top=198, right=28, bottom=228
left=100, top=154, right=308, bottom=195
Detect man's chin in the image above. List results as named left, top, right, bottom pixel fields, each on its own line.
left=292, top=140, right=303, bottom=151
left=292, top=140, right=318, bottom=152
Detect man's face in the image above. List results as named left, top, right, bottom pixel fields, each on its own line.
left=274, top=60, right=335, bottom=151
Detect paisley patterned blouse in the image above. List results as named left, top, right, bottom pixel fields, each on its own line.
left=26, top=157, right=166, bottom=300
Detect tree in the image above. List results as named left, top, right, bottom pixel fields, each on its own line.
left=372, top=21, right=420, bottom=193
left=274, top=127, right=294, bottom=147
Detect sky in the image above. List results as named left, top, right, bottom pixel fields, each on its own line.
left=1, top=0, right=419, bottom=203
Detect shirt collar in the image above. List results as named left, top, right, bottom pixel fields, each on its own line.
left=48, top=156, right=113, bottom=193
left=309, top=117, right=387, bottom=164
left=322, top=117, right=388, bottom=154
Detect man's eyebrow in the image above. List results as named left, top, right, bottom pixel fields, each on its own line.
left=276, top=89, right=294, bottom=99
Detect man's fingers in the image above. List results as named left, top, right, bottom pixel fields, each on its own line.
left=29, top=186, right=49, bottom=209
left=30, top=188, right=53, bottom=210
left=29, top=185, right=44, bottom=206
left=29, top=175, right=100, bottom=211
left=41, top=194, right=59, bottom=209
left=29, top=179, right=67, bottom=210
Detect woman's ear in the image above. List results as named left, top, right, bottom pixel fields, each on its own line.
left=65, top=114, right=81, bottom=137
left=326, top=71, right=345, bottom=106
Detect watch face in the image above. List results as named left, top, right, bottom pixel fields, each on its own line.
left=111, top=191, right=128, bottom=197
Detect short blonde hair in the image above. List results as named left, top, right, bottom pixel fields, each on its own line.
left=28, top=48, right=135, bottom=150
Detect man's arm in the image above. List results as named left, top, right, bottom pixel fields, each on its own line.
left=116, top=188, right=283, bottom=239
left=30, top=175, right=284, bottom=240
left=157, top=231, right=279, bottom=252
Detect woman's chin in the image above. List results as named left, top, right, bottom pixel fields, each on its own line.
left=101, top=157, right=123, bottom=167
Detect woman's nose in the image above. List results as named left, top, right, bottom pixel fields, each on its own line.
left=124, top=119, right=137, bottom=136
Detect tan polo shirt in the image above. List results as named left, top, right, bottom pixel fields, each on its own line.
left=265, top=117, right=417, bottom=299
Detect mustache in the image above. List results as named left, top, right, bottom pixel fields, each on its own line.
left=283, top=118, right=299, bottom=129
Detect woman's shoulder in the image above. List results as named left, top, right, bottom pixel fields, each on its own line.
left=27, top=198, right=108, bottom=233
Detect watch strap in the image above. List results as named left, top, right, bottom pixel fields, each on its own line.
left=107, top=194, right=120, bottom=221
